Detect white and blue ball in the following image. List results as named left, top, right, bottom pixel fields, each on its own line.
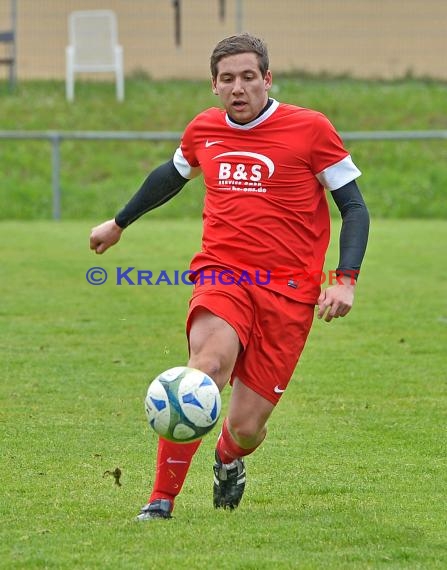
left=145, top=366, right=221, bottom=443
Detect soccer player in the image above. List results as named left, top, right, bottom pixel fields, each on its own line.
left=90, top=33, right=369, bottom=520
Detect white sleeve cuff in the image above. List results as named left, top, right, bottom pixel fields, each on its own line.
left=173, top=147, right=202, bottom=179
left=316, top=155, right=361, bottom=191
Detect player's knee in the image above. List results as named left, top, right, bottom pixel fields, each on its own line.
left=187, top=355, right=227, bottom=389
left=230, top=419, right=266, bottom=447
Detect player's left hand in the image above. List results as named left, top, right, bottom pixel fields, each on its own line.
left=317, top=276, right=356, bottom=322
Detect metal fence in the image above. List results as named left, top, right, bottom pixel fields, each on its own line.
left=1, top=129, right=446, bottom=220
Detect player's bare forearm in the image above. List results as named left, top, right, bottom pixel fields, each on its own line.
left=317, top=275, right=356, bottom=322
left=89, top=218, right=123, bottom=254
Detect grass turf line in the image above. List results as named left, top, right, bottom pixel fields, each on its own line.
left=1, top=219, right=446, bottom=568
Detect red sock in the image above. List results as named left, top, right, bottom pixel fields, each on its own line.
left=149, top=437, right=201, bottom=507
left=216, top=418, right=260, bottom=464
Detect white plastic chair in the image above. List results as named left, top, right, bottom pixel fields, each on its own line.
left=66, top=10, right=124, bottom=102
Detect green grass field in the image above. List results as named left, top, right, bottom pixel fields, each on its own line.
left=1, top=218, right=446, bottom=569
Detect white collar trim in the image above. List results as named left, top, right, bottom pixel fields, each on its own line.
left=225, top=99, right=279, bottom=130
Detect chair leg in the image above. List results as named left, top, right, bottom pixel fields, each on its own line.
left=115, top=47, right=124, bottom=102
left=116, top=70, right=124, bottom=102
left=66, top=49, right=75, bottom=102
left=66, top=72, right=74, bottom=101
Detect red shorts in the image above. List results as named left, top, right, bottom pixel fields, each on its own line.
left=186, top=275, right=314, bottom=405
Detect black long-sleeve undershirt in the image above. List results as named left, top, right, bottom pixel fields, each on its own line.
left=115, top=159, right=188, bottom=229
left=331, top=179, right=370, bottom=278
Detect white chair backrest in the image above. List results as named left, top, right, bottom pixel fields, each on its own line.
left=69, top=10, right=118, bottom=67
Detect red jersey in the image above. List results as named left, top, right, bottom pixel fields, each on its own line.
left=173, top=99, right=361, bottom=303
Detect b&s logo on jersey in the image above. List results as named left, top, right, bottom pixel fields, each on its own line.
left=213, top=151, right=275, bottom=194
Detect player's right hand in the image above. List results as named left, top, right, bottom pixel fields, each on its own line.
left=89, top=218, right=123, bottom=254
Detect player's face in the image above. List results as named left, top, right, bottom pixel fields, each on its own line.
left=212, top=52, right=272, bottom=124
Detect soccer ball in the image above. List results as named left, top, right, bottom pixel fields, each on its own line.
left=144, top=366, right=221, bottom=443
